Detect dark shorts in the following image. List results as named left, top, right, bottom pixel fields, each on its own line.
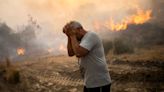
left=83, top=84, right=111, bottom=92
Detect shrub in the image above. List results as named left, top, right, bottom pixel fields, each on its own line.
left=113, top=38, right=134, bottom=55
left=1, top=58, right=20, bottom=84
left=103, top=40, right=113, bottom=55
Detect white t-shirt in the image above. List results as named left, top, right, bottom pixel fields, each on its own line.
left=79, top=31, right=111, bottom=88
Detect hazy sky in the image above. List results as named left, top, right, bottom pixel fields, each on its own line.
left=0, top=0, right=153, bottom=54
left=0, top=0, right=152, bottom=31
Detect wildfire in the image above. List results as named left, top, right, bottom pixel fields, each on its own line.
left=105, top=18, right=128, bottom=31
left=110, top=9, right=152, bottom=31
left=17, top=48, right=25, bottom=56
left=94, top=9, right=152, bottom=31
left=128, top=9, right=152, bottom=24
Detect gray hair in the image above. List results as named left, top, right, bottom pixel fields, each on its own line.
left=69, top=21, right=83, bottom=30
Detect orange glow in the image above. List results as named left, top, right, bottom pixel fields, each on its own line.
left=17, top=48, right=25, bottom=56
left=59, top=44, right=67, bottom=53
left=105, top=18, right=128, bottom=31
left=48, top=48, right=53, bottom=53
left=127, top=9, right=152, bottom=24
left=100, top=9, right=152, bottom=31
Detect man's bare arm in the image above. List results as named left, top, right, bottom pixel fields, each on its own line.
left=70, top=35, right=89, bottom=58
left=67, top=37, right=75, bottom=56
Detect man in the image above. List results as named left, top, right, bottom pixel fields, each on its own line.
left=63, top=21, right=111, bottom=92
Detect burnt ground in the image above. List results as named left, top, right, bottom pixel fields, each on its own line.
left=0, top=46, right=164, bottom=92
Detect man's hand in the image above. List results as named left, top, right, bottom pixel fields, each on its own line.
left=64, top=28, right=76, bottom=37
left=66, top=29, right=76, bottom=36
left=63, top=23, right=76, bottom=37
left=63, top=23, right=75, bottom=57
left=63, top=22, right=89, bottom=58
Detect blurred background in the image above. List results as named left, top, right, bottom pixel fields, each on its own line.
left=0, top=0, right=163, bottom=59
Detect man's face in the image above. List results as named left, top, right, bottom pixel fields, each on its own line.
left=75, top=29, right=82, bottom=41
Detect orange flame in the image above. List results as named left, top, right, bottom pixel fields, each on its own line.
left=110, top=9, right=151, bottom=31
left=127, top=9, right=152, bottom=25
left=105, top=18, right=128, bottom=31
left=95, top=9, right=152, bottom=31
left=17, top=48, right=25, bottom=56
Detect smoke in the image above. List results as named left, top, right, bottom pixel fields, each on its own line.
left=151, top=0, right=164, bottom=28
left=0, top=22, right=22, bottom=59
left=0, top=0, right=153, bottom=30
left=0, top=0, right=163, bottom=57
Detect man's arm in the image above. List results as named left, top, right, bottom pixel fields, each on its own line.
left=67, top=37, right=75, bottom=56
left=70, top=35, right=89, bottom=58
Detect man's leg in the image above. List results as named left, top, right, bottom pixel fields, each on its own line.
left=84, top=84, right=111, bottom=92
left=85, top=86, right=101, bottom=92
left=83, top=86, right=88, bottom=92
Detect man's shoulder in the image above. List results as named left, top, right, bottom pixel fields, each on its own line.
left=87, top=31, right=101, bottom=44
left=87, top=31, right=99, bottom=37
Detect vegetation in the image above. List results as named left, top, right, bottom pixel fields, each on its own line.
left=0, top=58, right=20, bottom=84
left=113, top=38, right=134, bottom=55
left=103, top=40, right=113, bottom=55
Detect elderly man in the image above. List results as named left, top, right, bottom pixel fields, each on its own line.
left=63, top=21, right=111, bottom=92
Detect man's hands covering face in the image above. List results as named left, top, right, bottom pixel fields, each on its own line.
left=63, top=23, right=76, bottom=37
left=66, top=29, right=76, bottom=36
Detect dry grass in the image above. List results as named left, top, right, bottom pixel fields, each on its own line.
left=0, top=58, right=20, bottom=84
left=0, top=45, right=164, bottom=92
left=107, top=45, right=164, bottom=62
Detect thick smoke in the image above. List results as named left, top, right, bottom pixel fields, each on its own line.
left=99, top=1, right=164, bottom=44
left=0, top=23, right=21, bottom=59
left=0, top=18, right=64, bottom=60
left=0, top=0, right=163, bottom=57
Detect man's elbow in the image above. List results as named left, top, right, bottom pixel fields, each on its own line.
left=68, top=50, right=75, bottom=57
left=76, top=53, right=86, bottom=58
left=68, top=54, right=74, bottom=57
left=75, top=50, right=89, bottom=58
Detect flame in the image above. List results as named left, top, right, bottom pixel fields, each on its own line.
left=17, top=48, right=25, bottom=56
left=127, top=9, right=152, bottom=25
left=97, top=9, right=152, bottom=31
left=105, top=18, right=128, bottom=31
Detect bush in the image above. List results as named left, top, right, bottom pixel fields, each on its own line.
left=113, top=38, right=134, bottom=55
left=4, top=67, right=20, bottom=84
left=0, top=58, right=20, bottom=84
left=103, top=40, right=113, bottom=55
